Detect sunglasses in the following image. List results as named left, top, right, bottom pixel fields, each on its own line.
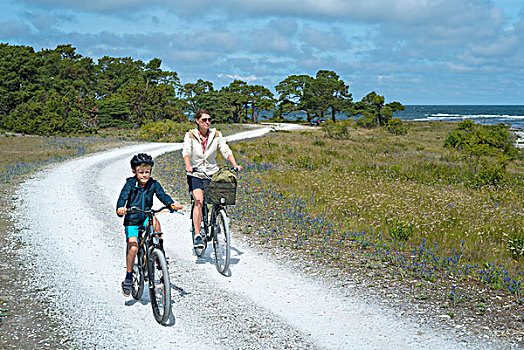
left=200, top=118, right=211, bottom=123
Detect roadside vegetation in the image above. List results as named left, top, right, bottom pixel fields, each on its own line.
left=156, top=120, right=524, bottom=331
left=0, top=131, right=137, bottom=184
left=2, top=41, right=523, bottom=344
left=1, top=119, right=523, bottom=344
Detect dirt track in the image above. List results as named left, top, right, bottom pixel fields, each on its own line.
left=3, top=124, right=501, bottom=349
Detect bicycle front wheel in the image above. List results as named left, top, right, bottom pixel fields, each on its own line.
left=149, top=248, right=171, bottom=324
left=213, top=209, right=231, bottom=275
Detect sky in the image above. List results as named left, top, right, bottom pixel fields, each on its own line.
left=0, top=0, right=523, bottom=105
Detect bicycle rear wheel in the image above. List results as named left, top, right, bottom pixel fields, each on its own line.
left=127, top=243, right=144, bottom=300
left=149, top=248, right=171, bottom=324
left=213, top=209, right=231, bottom=275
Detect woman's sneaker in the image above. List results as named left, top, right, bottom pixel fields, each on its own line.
left=121, top=279, right=132, bottom=297
left=193, top=234, right=204, bottom=249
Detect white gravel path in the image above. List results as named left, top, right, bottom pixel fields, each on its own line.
left=12, top=124, right=491, bottom=349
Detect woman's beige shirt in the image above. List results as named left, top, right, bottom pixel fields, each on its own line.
left=182, top=128, right=233, bottom=178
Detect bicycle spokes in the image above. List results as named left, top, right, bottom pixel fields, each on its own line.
left=149, top=249, right=171, bottom=324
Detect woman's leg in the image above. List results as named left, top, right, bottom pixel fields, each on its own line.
left=192, top=188, right=204, bottom=237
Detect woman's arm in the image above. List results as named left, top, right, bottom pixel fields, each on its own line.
left=184, top=155, right=193, bottom=173
left=182, top=132, right=193, bottom=172
left=227, top=154, right=242, bottom=171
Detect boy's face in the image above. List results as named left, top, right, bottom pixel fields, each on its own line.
left=132, top=164, right=152, bottom=186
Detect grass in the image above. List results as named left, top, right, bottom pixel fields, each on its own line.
left=155, top=121, right=524, bottom=300
left=0, top=132, right=136, bottom=184
left=1, top=121, right=522, bottom=333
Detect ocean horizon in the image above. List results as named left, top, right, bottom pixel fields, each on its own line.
left=262, top=105, right=524, bottom=131
left=395, top=105, right=524, bottom=130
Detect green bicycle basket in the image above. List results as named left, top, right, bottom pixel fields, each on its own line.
left=206, top=168, right=238, bottom=205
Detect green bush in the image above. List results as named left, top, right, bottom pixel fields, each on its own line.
left=444, top=120, right=517, bottom=158
left=474, top=157, right=508, bottom=187
left=140, top=120, right=192, bottom=142
left=321, top=119, right=352, bottom=139
left=508, top=231, right=524, bottom=258
left=385, top=118, right=407, bottom=135
left=355, top=111, right=377, bottom=128
left=444, top=120, right=519, bottom=187
left=386, top=218, right=414, bottom=241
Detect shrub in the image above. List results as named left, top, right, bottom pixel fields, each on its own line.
left=508, top=231, right=524, bottom=258
left=354, top=111, right=377, bottom=128
left=385, top=118, right=407, bottom=135
left=321, top=119, right=352, bottom=139
left=444, top=120, right=517, bottom=158
left=386, top=218, right=414, bottom=241
left=444, top=120, right=519, bottom=187
left=474, top=157, right=508, bottom=187
left=140, top=120, right=192, bottom=142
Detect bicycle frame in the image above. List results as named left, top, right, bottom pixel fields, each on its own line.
left=127, top=205, right=173, bottom=323
left=189, top=171, right=225, bottom=242
left=137, top=214, right=163, bottom=282
left=192, top=196, right=222, bottom=243
left=190, top=168, right=233, bottom=274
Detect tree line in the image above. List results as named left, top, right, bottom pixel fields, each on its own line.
left=0, top=43, right=405, bottom=135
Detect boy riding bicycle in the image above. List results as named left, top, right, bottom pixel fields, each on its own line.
left=116, top=153, right=182, bottom=297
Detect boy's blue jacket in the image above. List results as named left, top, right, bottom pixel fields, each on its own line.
left=116, top=176, right=174, bottom=226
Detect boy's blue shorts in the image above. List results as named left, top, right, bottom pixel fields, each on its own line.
left=125, top=217, right=149, bottom=241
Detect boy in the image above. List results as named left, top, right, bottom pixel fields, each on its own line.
left=116, top=153, right=182, bottom=297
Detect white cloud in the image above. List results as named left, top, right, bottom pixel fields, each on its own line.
left=217, top=74, right=259, bottom=82
left=4, top=0, right=524, bottom=103
left=18, top=0, right=147, bottom=13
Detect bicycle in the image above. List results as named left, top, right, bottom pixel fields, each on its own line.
left=190, top=168, right=237, bottom=275
left=126, top=205, right=176, bottom=324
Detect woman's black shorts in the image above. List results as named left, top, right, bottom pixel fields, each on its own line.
left=187, top=175, right=210, bottom=193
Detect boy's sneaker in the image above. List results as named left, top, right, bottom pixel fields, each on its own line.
left=193, top=234, right=204, bottom=249
left=121, top=279, right=132, bottom=297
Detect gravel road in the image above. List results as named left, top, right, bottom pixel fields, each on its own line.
left=11, top=124, right=491, bottom=349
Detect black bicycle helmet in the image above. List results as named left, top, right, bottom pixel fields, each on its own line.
left=130, top=153, right=154, bottom=169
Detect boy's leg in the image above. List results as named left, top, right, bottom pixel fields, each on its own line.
left=122, top=227, right=139, bottom=297
left=126, top=236, right=138, bottom=273
left=153, top=217, right=161, bottom=232
left=152, top=218, right=165, bottom=253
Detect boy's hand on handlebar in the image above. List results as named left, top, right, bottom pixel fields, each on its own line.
left=117, top=207, right=127, bottom=216
left=170, top=202, right=183, bottom=211
left=234, top=165, right=242, bottom=172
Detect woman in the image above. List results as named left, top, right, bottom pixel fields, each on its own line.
left=182, top=109, right=242, bottom=248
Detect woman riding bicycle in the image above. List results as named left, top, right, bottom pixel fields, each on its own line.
left=182, top=109, right=242, bottom=249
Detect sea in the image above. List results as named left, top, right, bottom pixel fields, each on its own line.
left=263, top=105, right=524, bottom=130
left=395, top=105, right=524, bottom=131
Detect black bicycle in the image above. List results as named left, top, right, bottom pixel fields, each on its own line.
left=127, top=205, right=174, bottom=324
left=190, top=168, right=236, bottom=275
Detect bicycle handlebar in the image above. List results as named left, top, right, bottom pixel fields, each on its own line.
left=127, top=205, right=180, bottom=215
left=192, top=167, right=239, bottom=180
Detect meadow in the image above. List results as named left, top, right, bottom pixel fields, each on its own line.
left=0, top=130, right=141, bottom=184
left=1, top=121, right=523, bottom=339
left=156, top=121, right=524, bottom=303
